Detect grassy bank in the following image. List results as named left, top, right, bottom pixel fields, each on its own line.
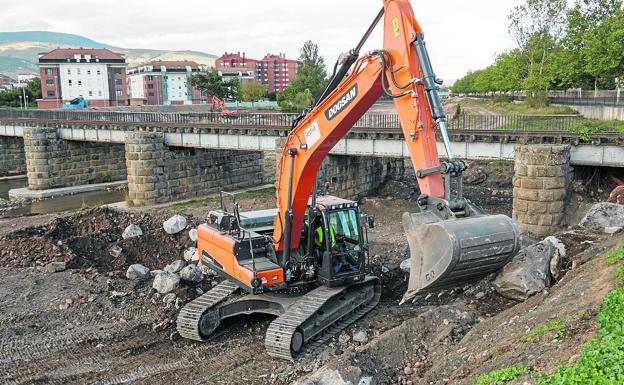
left=474, top=242, right=624, bottom=385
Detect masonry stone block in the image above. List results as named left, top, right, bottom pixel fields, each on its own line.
left=513, top=144, right=571, bottom=237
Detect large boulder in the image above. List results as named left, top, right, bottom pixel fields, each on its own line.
left=493, top=238, right=560, bottom=301
left=163, top=215, right=187, bottom=235
left=164, top=260, right=187, bottom=274
left=179, top=264, right=204, bottom=283
left=122, top=224, right=143, bottom=240
left=189, top=228, right=198, bottom=242
left=183, top=247, right=197, bottom=262
left=579, top=202, right=624, bottom=231
left=152, top=272, right=180, bottom=294
left=463, top=166, right=488, bottom=185
left=126, top=264, right=150, bottom=280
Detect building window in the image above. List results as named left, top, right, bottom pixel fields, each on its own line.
left=47, top=91, right=55, bottom=97
left=88, top=90, right=93, bottom=96
left=87, top=70, right=91, bottom=75
left=96, top=70, right=101, bottom=75
left=67, top=69, right=71, bottom=75
left=45, top=68, right=53, bottom=75
left=116, top=90, right=123, bottom=97
left=148, top=92, right=155, bottom=97
left=98, top=90, right=102, bottom=96
left=45, top=79, right=54, bottom=85
left=115, top=79, right=123, bottom=85
left=68, top=80, right=72, bottom=86
left=147, top=84, right=154, bottom=89
left=77, top=69, right=81, bottom=75
left=78, top=80, right=82, bottom=86
left=113, top=68, right=122, bottom=74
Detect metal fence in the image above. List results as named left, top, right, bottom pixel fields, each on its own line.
left=549, top=97, right=623, bottom=107
left=0, top=109, right=620, bottom=133
left=466, top=94, right=623, bottom=107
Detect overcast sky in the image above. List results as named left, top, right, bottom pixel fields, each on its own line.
left=1, top=0, right=529, bottom=81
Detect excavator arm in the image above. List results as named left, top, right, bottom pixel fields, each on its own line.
left=274, top=0, right=447, bottom=253
left=273, top=0, right=520, bottom=299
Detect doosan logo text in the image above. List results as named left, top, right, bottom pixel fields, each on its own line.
left=324, top=84, right=358, bottom=120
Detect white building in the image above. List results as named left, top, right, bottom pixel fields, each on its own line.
left=37, top=48, right=128, bottom=109
left=127, top=60, right=207, bottom=106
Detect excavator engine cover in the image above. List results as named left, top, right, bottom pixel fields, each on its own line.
left=402, top=209, right=520, bottom=303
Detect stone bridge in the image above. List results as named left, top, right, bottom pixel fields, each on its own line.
left=0, top=110, right=622, bottom=206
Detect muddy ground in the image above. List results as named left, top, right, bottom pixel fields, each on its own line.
left=0, top=162, right=614, bottom=385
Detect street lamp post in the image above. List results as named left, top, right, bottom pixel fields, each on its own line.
left=18, top=94, right=23, bottom=109
left=21, top=86, right=28, bottom=109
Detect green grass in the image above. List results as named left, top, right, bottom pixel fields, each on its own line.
left=536, top=288, right=624, bottom=385
left=604, top=243, right=624, bottom=265
left=486, top=160, right=514, bottom=173
left=462, top=98, right=578, bottom=115
left=475, top=364, right=529, bottom=385
left=496, top=117, right=623, bottom=134
left=527, top=310, right=587, bottom=341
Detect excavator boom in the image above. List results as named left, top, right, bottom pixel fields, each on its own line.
left=272, top=0, right=519, bottom=300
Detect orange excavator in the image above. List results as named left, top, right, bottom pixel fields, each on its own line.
left=177, top=0, right=520, bottom=360
left=210, top=95, right=237, bottom=117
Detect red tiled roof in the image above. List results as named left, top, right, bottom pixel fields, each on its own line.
left=148, top=60, right=201, bottom=69
left=39, top=48, right=125, bottom=61
left=217, top=52, right=257, bottom=63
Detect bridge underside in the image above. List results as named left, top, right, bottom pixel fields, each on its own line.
left=0, top=120, right=623, bottom=207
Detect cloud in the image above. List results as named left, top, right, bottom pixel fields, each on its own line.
left=0, top=0, right=526, bottom=79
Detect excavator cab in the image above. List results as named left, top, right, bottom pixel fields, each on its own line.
left=310, top=197, right=368, bottom=287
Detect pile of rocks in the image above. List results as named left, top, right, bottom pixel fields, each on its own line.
left=123, top=214, right=214, bottom=295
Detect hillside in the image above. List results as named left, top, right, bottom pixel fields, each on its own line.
left=0, top=31, right=217, bottom=77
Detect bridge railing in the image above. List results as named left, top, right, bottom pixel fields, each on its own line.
left=0, top=109, right=620, bottom=133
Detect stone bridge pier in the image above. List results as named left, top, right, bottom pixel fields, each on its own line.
left=125, top=131, right=265, bottom=205
left=23, top=127, right=126, bottom=190
left=0, top=136, right=26, bottom=177
left=512, top=144, right=572, bottom=237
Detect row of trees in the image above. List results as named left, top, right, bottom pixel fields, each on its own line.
left=0, top=78, right=42, bottom=107
left=189, top=40, right=329, bottom=112
left=452, top=0, right=624, bottom=101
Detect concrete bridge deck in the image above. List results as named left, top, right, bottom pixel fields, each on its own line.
left=1, top=109, right=622, bottom=167
left=0, top=109, right=622, bottom=206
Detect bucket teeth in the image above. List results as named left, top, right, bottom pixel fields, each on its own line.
left=402, top=211, right=520, bottom=303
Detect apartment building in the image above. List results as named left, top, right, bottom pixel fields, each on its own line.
left=0, top=74, right=15, bottom=91
left=256, top=53, right=298, bottom=93
left=127, top=60, right=207, bottom=105
left=37, top=48, right=128, bottom=109
left=215, top=52, right=257, bottom=87
left=215, top=51, right=299, bottom=93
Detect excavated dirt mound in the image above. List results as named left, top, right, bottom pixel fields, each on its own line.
left=0, top=208, right=194, bottom=273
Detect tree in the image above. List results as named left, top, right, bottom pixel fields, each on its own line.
left=509, top=0, right=568, bottom=104
left=277, top=88, right=314, bottom=112
left=26, top=78, right=41, bottom=101
left=241, top=82, right=266, bottom=107
left=0, top=77, right=41, bottom=107
left=452, top=0, right=623, bottom=96
left=190, top=69, right=240, bottom=100
left=279, top=41, right=328, bottom=112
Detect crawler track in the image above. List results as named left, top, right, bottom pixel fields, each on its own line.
left=176, top=280, right=239, bottom=341
left=265, top=276, right=381, bottom=360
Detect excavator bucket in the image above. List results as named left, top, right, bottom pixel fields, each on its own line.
left=402, top=210, right=521, bottom=303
